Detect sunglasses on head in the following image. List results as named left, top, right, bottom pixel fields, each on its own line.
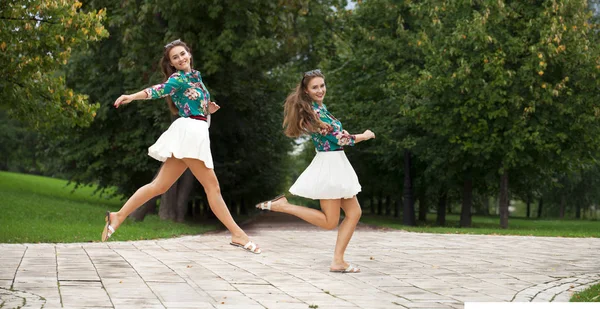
left=164, top=39, right=182, bottom=49
left=303, top=69, right=322, bottom=77
left=301, top=69, right=323, bottom=84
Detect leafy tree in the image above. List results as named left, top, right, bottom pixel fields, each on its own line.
left=410, top=0, right=600, bottom=228
left=0, top=0, right=108, bottom=129
left=324, top=0, right=600, bottom=228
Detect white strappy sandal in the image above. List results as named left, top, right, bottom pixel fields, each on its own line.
left=330, top=264, right=361, bottom=273
left=255, top=194, right=285, bottom=211
left=101, top=211, right=116, bottom=242
left=230, top=241, right=262, bottom=254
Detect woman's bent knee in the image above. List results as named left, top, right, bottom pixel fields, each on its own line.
left=323, top=220, right=339, bottom=230
left=346, top=207, right=362, bottom=221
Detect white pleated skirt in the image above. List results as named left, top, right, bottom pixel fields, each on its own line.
left=148, top=117, right=214, bottom=169
left=289, top=150, right=361, bottom=200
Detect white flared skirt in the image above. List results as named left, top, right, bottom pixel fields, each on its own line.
left=148, top=117, right=214, bottom=169
left=289, top=150, right=361, bottom=200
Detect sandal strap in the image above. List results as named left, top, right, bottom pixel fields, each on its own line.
left=345, top=265, right=359, bottom=273
left=244, top=241, right=256, bottom=251
left=107, top=225, right=115, bottom=237
left=257, top=201, right=271, bottom=210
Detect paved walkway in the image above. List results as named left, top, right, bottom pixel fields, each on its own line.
left=1, top=212, right=599, bottom=309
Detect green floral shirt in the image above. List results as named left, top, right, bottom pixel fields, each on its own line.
left=144, top=69, right=210, bottom=117
left=311, top=102, right=355, bottom=152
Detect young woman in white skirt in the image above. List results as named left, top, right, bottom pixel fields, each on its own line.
left=101, top=40, right=261, bottom=254
left=256, top=69, right=375, bottom=272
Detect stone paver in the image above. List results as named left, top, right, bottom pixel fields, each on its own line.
left=0, top=212, right=599, bottom=308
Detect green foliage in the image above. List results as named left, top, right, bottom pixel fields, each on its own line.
left=0, top=110, right=41, bottom=173
left=327, top=0, right=600, bottom=224
left=0, top=171, right=217, bottom=243
left=7, top=0, right=600, bottom=223
left=0, top=0, right=108, bottom=129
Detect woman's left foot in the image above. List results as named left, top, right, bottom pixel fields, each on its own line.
left=101, top=211, right=115, bottom=242
left=230, top=240, right=262, bottom=254
left=255, top=194, right=286, bottom=211
left=231, top=235, right=261, bottom=254
left=330, top=263, right=360, bottom=273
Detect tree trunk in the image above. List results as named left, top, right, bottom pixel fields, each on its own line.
left=176, top=170, right=195, bottom=222
left=378, top=191, right=383, bottom=215
left=559, top=194, right=566, bottom=219
left=499, top=169, right=509, bottom=229
left=198, top=199, right=208, bottom=219
left=537, top=198, right=543, bottom=218
left=160, top=169, right=194, bottom=222
left=128, top=196, right=159, bottom=221
left=437, top=189, right=447, bottom=226
left=418, top=191, right=427, bottom=222
left=526, top=194, right=531, bottom=218
left=385, top=195, right=391, bottom=216
left=402, top=150, right=416, bottom=226
left=159, top=183, right=178, bottom=221
left=460, top=176, right=472, bottom=227
left=395, top=198, right=401, bottom=218
left=370, top=195, right=375, bottom=215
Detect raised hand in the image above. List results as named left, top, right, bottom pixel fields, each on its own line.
left=363, top=129, right=376, bottom=140
left=208, top=101, right=221, bottom=114
left=114, top=95, right=133, bottom=108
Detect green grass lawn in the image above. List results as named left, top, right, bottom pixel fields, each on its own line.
left=571, top=283, right=600, bottom=302
left=0, top=171, right=218, bottom=243
left=360, top=214, right=600, bottom=237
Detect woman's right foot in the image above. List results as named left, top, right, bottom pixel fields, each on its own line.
left=101, top=212, right=123, bottom=242
left=269, top=196, right=287, bottom=211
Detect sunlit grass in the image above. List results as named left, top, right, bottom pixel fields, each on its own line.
left=0, top=171, right=218, bottom=243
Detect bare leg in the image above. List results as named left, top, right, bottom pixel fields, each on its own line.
left=110, top=158, right=187, bottom=230
left=182, top=158, right=255, bottom=248
left=270, top=197, right=341, bottom=230
left=331, top=196, right=362, bottom=270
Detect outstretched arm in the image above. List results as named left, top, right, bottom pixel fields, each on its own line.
left=114, top=73, right=184, bottom=108
left=320, top=127, right=375, bottom=147
left=114, top=91, right=148, bottom=108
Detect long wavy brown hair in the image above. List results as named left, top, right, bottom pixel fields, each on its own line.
left=159, top=40, right=194, bottom=115
left=283, top=71, right=326, bottom=138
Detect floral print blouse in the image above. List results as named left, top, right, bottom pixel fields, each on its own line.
left=310, top=102, right=355, bottom=152
left=144, top=69, right=210, bottom=117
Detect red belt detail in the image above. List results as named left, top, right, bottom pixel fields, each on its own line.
left=190, top=115, right=207, bottom=122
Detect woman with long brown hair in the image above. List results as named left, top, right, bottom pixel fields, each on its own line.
left=256, top=69, right=375, bottom=272
left=101, top=39, right=261, bottom=254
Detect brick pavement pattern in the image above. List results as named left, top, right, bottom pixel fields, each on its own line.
left=1, top=212, right=599, bottom=308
